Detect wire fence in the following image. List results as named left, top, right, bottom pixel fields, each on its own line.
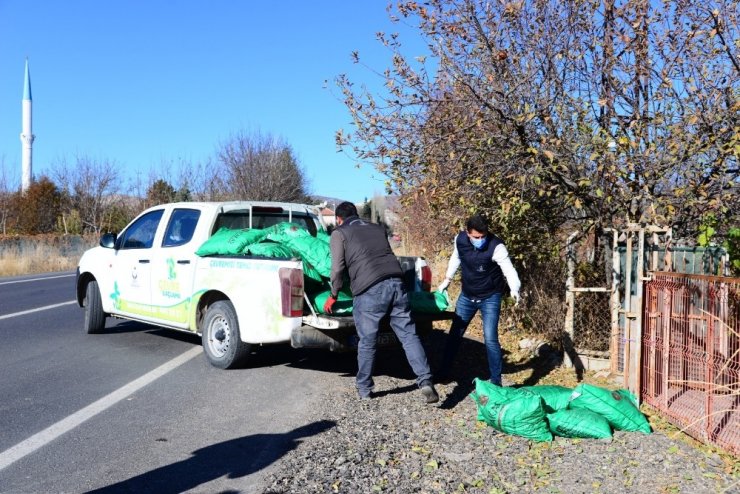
left=565, top=230, right=614, bottom=354
left=641, top=273, right=740, bottom=456
left=573, top=291, right=611, bottom=352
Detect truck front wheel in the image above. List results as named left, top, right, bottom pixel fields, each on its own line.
left=202, top=300, right=251, bottom=369
left=84, top=280, right=107, bottom=334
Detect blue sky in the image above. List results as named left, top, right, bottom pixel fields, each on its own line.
left=0, top=1, right=424, bottom=203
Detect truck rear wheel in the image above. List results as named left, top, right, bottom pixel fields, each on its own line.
left=202, top=300, right=251, bottom=369
left=84, top=280, right=107, bottom=334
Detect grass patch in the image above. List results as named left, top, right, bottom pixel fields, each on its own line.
left=0, top=234, right=97, bottom=277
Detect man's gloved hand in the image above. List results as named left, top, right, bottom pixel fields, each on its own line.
left=512, top=292, right=521, bottom=307
left=437, top=278, right=451, bottom=292
left=323, top=295, right=337, bottom=314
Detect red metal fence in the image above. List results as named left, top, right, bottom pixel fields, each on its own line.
left=641, top=273, right=740, bottom=455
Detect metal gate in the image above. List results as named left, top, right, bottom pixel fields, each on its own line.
left=641, top=273, right=740, bottom=455
left=563, top=225, right=673, bottom=378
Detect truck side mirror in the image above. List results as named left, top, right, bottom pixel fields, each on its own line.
left=100, top=232, right=117, bottom=249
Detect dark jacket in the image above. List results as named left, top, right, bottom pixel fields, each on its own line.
left=456, top=231, right=506, bottom=299
left=329, top=216, right=402, bottom=296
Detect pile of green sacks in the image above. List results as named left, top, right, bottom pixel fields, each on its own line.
left=194, top=223, right=449, bottom=316
left=470, top=379, right=652, bottom=442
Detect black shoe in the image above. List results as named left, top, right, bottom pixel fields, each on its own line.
left=420, top=382, right=439, bottom=404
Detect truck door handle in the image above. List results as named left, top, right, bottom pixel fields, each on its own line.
left=177, top=260, right=190, bottom=264
left=139, top=259, right=150, bottom=264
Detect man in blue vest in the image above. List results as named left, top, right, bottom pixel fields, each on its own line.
left=436, top=213, right=521, bottom=385
left=324, top=201, right=439, bottom=403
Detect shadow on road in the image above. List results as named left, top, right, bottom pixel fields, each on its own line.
left=105, top=320, right=569, bottom=408
left=85, top=419, right=335, bottom=494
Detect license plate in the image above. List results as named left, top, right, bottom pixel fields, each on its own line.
left=347, top=332, right=398, bottom=348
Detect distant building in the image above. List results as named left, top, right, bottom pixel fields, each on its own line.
left=320, top=207, right=336, bottom=227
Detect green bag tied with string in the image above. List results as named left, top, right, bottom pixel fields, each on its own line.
left=470, top=378, right=553, bottom=442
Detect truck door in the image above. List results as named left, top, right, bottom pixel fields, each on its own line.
left=111, top=209, right=164, bottom=319
left=148, top=208, right=201, bottom=329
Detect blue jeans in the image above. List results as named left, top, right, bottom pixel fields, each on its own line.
left=439, top=292, right=503, bottom=385
left=353, top=278, right=433, bottom=396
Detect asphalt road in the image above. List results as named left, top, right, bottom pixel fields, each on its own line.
left=0, top=271, right=352, bottom=493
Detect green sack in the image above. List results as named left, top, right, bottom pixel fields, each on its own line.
left=470, top=378, right=553, bottom=442
left=547, top=408, right=613, bottom=439
left=264, top=222, right=311, bottom=243
left=284, top=235, right=332, bottom=278
left=409, top=290, right=449, bottom=313
left=313, top=289, right=353, bottom=315
left=299, top=259, right=324, bottom=283
left=196, top=228, right=267, bottom=256
left=521, top=385, right=573, bottom=413
left=568, top=384, right=652, bottom=434
left=245, top=241, right=297, bottom=259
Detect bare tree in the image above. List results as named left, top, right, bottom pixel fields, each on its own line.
left=53, top=155, right=122, bottom=235
left=171, top=157, right=227, bottom=201
left=216, top=130, right=310, bottom=202
left=138, top=160, right=195, bottom=207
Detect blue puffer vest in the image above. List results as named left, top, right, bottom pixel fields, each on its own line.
left=456, top=231, right=506, bottom=299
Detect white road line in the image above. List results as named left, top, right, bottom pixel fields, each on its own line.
left=0, top=301, right=77, bottom=321
left=0, top=274, right=75, bottom=286
left=0, top=346, right=202, bottom=472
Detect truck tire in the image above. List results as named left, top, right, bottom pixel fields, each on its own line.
left=202, top=300, right=251, bottom=369
left=84, top=280, right=106, bottom=334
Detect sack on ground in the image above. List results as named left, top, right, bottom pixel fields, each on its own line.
left=568, top=384, right=652, bottom=434
left=470, top=378, right=553, bottom=442
left=409, top=290, right=449, bottom=313
left=196, top=228, right=267, bottom=256
left=547, top=408, right=613, bottom=439
left=520, top=385, right=573, bottom=413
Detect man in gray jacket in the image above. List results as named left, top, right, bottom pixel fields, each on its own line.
left=325, top=201, right=438, bottom=403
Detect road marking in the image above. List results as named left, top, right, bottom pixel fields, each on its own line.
left=0, top=274, right=75, bottom=286
left=0, top=346, right=202, bottom=472
left=0, top=301, right=77, bottom=321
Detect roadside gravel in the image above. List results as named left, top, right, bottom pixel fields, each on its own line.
left=262, top=343, right=739, bottom=494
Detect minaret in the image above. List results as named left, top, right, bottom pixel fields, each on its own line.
left=20, top=59, right=34, bottom=194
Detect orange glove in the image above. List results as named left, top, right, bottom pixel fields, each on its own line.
left=323, top=295, right=337, bottom=314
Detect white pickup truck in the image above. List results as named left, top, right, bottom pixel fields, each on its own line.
left=75, top=201, right=450, bottom=369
